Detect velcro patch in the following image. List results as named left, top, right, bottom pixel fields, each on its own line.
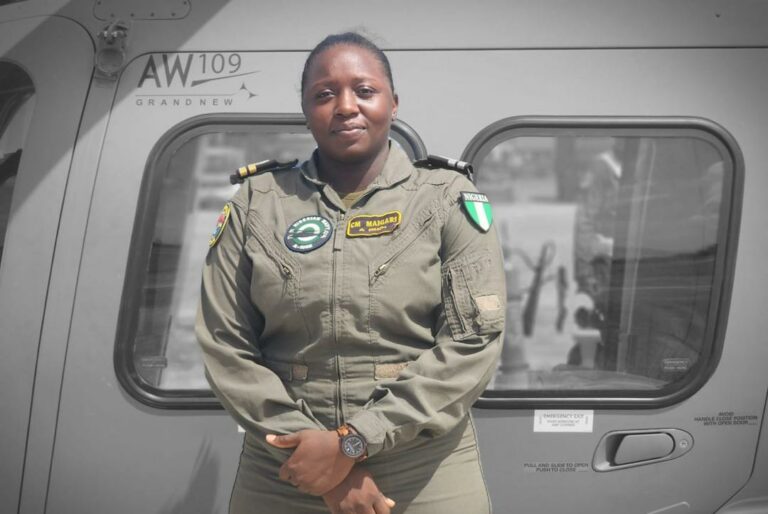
left=474, top=294, right=501, bottom=312
left=375, top=362, right=409, bottom=379
left=346, top=211, right=402, bottom=238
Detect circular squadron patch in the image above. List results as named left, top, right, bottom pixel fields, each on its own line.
left=209, top=203, right=232, bottom=248
left=284, top=216, right=333, bottom=253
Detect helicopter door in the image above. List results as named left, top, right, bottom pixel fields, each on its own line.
left=0, top=16, right=93, bottom=514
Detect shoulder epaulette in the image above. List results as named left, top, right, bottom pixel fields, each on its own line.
left=413, top=154, right=474, bottom=182
left=229, top=159, right=298, bottom=184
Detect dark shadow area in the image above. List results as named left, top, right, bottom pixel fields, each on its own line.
left=0, top=0, right=232, bottom=210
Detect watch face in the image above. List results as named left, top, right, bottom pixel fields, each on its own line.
left=341, top=434, right=366, bottom=459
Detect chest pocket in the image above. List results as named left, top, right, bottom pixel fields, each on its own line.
left=244, top=210, right=307, bottom=338
left=369, top=198, right=443, bottom=284
left=367, top=199, right=443, bottom=346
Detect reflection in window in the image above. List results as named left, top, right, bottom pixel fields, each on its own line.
left=477, top=133, right=729, bottom=392
left=126, top=122, right=422, bottom=396
left=0, top=63, right=35, bottom=267
left=132, top=128, right=317, bottom=390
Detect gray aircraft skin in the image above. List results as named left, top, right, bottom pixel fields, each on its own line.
left=1, top=1, right=768, bottom=513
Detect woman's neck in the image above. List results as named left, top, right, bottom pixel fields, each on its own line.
left=317, top=144, right=390, bottom=194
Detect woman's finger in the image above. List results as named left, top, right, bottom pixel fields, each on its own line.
left=278, top=463, right=296, bottom=484
left=265, top=433, right=301, bottom=448
left=373, top=494, right=393, bottom=514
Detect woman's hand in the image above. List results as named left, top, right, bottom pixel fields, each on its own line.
left=266, top=429, right=355, bottom=495
left=322, top=467, right=396, bottom=514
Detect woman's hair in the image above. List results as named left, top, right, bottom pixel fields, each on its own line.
left=301, top=32, right=395, bottom=97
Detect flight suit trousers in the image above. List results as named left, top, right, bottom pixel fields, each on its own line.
left=229, top=415, right=492, bottom=514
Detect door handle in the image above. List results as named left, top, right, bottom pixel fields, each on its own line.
left=593, top=428, right=693, bottom=471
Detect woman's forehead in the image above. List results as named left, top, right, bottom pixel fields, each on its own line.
left=306, top=44, right=389, bottom=85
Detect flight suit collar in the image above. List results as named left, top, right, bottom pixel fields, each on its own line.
left=368, top=143, right=414, bottom=189
left=299, top=142, right=414, bottom=210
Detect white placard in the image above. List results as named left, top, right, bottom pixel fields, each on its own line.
left=237, top=424, right=245, bottom=433
left=533, top=410, right=594, bottom=433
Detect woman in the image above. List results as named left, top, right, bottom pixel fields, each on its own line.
left=196, top=32, right=506, bottom=514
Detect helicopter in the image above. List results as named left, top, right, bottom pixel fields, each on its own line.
left=1, top=1, right=767, bottom=512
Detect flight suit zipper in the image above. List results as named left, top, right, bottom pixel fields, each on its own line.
left=331, top=211, right=346, bottom=427
left=371, top=211, right=436, bottom=284
left=253, top=234, right=296, bottom=294
left=446, top=269, right=468, bottom=334
left=279, top=264, right=293, bottom=279
left=247, top=211, right=298, bottom=281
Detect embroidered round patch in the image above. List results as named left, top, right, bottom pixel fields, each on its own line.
left=284, top=216, right=333, bottom=253
left=209, top=203, right=232, bottom=248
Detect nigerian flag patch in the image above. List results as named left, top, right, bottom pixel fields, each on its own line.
left=461, top=192, right=493, bottom=232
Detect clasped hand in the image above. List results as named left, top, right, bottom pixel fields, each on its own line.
left=323, top=467, right=396, bottom=514
left=266, top=429, right=395, bottom=513
left=266, top=429, right=355, bottom=495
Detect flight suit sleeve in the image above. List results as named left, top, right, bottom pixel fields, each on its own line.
left=348, top=176, right=506, bottom=457
left=195, top=184, right=325, bottom=438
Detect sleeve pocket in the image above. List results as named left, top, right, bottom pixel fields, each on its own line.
left=442, top=250, right=505, bottom=341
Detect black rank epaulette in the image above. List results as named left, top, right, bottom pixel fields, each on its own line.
left=229, top=159, right=298, bottom=184
left=413, top=154, right=474, bottom=182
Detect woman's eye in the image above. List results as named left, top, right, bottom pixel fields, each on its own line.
left=357, top=87, right=375, bottom=97
left=315, top=90, right=333, bottom=100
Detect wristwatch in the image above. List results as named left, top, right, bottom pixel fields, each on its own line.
left=336, top=424, right=368, bottom=461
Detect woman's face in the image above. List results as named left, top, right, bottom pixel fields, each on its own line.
left=302, top=44, right=398, bottom=166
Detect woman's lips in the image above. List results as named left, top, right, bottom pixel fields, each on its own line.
left=332, top=126, right=366, bottom=139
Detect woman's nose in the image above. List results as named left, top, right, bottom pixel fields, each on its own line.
left=335, top=89, right=359, bottom=116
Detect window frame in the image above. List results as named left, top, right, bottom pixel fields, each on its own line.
left=114, top=113, right=427, bottom=409
left=465, top=116, right=743, bottom=409
left=0, top=60, right=35, bottom=270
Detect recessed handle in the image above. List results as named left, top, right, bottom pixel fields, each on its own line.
left=594, top=428, right=693, bottom=471
left=614, top=433, right=675, bottom=465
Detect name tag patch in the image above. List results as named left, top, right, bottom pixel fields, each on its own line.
left=346, top=211, right=402, bottom=238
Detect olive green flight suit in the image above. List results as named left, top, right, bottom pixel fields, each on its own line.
left=196, top=144, right=506, bottom=513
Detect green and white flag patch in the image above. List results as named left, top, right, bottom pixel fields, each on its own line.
left=460, top=192, right=493, bottom=232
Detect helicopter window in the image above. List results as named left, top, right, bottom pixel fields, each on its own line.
left=467, top=119, right=738, bottom=406
left=0, top=62, right=35, bottom=268
left=118, top=117, right=426, bottom=406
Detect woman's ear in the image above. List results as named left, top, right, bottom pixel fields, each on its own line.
left=391, top=93, right=399, bottom=121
